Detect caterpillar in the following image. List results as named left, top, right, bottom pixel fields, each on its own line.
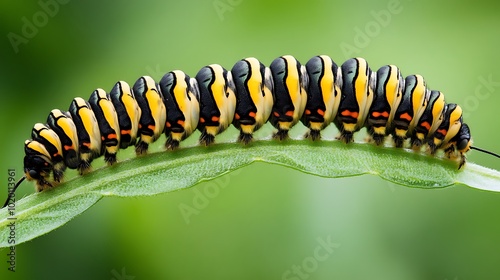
left=3, top=55, right=500, bottom=208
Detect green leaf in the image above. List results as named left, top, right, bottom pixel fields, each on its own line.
left=1, top=140, right=499, bottom=248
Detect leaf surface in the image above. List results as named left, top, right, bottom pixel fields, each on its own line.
left=1, top=140, right=499, bottom=248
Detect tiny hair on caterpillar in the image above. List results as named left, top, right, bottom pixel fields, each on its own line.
left=3, top=55, right=500, bottom=208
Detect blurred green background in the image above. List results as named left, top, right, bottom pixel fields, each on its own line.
left=1, top=0, right=500, bottom=279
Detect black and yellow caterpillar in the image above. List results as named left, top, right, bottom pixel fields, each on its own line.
left=5, top=55, right=500, bottom=207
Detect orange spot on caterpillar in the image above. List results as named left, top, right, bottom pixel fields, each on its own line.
left=177, top=120, right=185, bottom=126
left=372, top=111, right=389, bottom=118
left=64, top=145, right=73, bottom=151
left=121, top=129, right=131, bottom=135
left=341, top=110, right=358, bottom=119
left=420, top=121, right=431, bottom=131
left=285, top=110, right=294, bottom=117
left=248, top=112, right=256, bottom=118
left=107, top=133, right=117, bottom=140
left=437, top=128, right=447, bottom=135
left=82, top=142, right=91, bottom=148
left=147, top=125, right=155, bottom=131
left=200, top=117, right=205, bottom=123
left=399, top=112, right=412, bottom=121
left=234, top=113, right=240, bottom=120
left=273, top=111, right=280, bottom=117
left=166, top=122, right=171, bottom=128
left=211, top=116, right=219, bottom=122
left=317, top=109, right=324, bottom=116
left=305, top=109, right=311, bottom=115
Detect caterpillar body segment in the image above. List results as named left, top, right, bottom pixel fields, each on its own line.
left=31, top=123, right=63, bottom=164
left=88, top=88, right=121, bottom=164
left=46, top=109, right=80, bottom=169
left=159, top=70, right=200, bottom=150
left=269, top=55, right=308, bottom=140
left=231, top=57, right=274, bottom=144
left=195, top=64, right=237, bottom=146
left=133, top=76, right=167, bottom=155
left=410, top=90, right=446, bottom=149
left=335, top=57, right=374, bottom=143
left=109, top=81, right=142, bottom=150
left=366, top=65, right=404, bottom=145
left=392, top=74, right=428, bottom=147
left=68, top=97, right=102, bottom=173
left=428, top=103, right=463, bottom=154
left=301, top=55, right=342, bottom=140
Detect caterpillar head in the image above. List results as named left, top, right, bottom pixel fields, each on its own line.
left=24, top=140, right=54, bottom=191
left=456, top=123, right=472, bottom=155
